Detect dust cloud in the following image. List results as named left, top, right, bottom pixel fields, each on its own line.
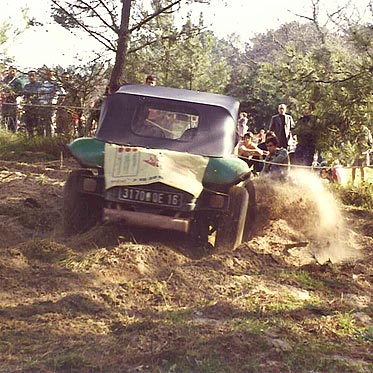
left=253, top=169, right=361, bottom=264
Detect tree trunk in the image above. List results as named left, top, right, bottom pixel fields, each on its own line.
left=109, top=0, right=132, bottom=90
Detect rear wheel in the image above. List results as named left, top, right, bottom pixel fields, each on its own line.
left=215, top=185, right=249, bottom=252
left=63, top=169, right=103, bottom=235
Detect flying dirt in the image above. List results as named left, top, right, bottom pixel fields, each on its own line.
left=252, top=170, right=364, bottom=265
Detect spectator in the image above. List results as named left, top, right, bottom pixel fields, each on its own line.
left=287, top=134, right=298, bottom=164
left=238, top=132, right=268, bottom=174
left=351, top=125, right=372, bottom=184
left=269, top=103, right=295, bottom=149
left=1, top=66, right=23, bottom=132
left=251, top=130, right=276, bottom=173
left=37, top=69, right=66, bottom=136
left=293, top=106, right=318, bottom=166
left=261, top=135, right=290, bottom=180
left=238, top=131, right=267, bottom=158
left=237, top=112, right=248, bottom=139
left=55, top=72, right=83, bottom=136
left=22, top=70, right=41, bottom=135
left=257, top=129, right=265, bottom=144
left=85, top=86, right=109, bottom=136
left=145, top=75, right=157, bottom=86
left=85, top=84, right=120, bottom=136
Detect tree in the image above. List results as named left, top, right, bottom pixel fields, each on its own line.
left=0, top=23, right=9, bottom=47
left=50, top=0, right=210, bottom=89
left=222, top=21, right=327, bottom=131
left=224, top=5, right=373, bottom=157
left=0, top=7, right=29, bottom=67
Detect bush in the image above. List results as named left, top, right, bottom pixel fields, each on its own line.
left=332, top=182, right=373, bottom=209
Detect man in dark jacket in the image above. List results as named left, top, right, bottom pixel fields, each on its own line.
left=22, top=70, right=41, bottom=135
left=293, top=106, right=318, bottom=166
left=269, top=103, right=294, bottom=149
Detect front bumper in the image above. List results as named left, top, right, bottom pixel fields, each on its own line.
left=103, top=208, right=190, bottom=233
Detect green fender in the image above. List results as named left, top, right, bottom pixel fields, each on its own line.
left=203, top=157, right=250, bottom=185
left=68, top=137, right=105, bottom=168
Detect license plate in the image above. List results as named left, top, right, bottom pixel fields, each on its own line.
left=119, top=187, right=182, bottom=207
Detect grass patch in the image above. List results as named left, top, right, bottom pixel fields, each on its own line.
left=0, top=131, right=67, bottom=161
left=170, top=356, right=230, bottom=373
left=332, top=181, right=373, bottom=209
left=278, top=269, right=326, bottom=291
left=285, top=341, right=370, bottom=372
left=0, top=201, right=61, bottom=231
left=21, top=239, right=75, bottom=263
left=47, top=350, right=96, bottom=371
left=230, top=318, right=269, bottom=335
left=161, top=308, right=193, bottom=324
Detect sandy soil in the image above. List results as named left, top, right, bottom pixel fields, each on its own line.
left=0, top=159, right=372, bottom=372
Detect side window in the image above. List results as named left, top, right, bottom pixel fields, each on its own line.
left=132, top=105, right=199, bottom=140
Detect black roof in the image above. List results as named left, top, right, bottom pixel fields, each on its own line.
left=96, top=85, right=240, bottom=157
left=116, top=85, right=239, bottom=120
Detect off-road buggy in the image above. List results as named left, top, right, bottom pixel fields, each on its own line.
left=64, top=85, right=255, bottom=251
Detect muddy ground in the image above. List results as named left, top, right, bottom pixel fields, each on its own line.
left=0, top=159, right=372, bottom=372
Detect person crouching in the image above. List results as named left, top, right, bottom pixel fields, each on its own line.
left=261, top=135, right=290, bottom=180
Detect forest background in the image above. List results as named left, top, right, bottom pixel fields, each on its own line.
left=0, top=0, right=373, bottom=164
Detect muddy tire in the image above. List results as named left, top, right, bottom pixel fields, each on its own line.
left=63, top=170, right=103, bottom=235
left=215, top=185, right=249, bottom=252
left=242, top=179, right=256, bottom=241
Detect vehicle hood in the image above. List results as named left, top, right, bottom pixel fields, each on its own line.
left=68, top=139, right=250, bottom=195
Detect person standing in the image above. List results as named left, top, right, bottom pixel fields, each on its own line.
left=293, top=106, right=318, bottom=166
left=257, top=129, right=265, bottom=144
left=1, top=66, right=23, bottom=132
left=37, top=69, right=66, bottom=136
left=85, top=86, right=110, bottom=136
left=237, top=112, right=248, bottom=139
left=269, top=104, right=294, bottom=150
left=352, top=125, right=372, bottom=184
left=22, top=70, right=41, bottom=135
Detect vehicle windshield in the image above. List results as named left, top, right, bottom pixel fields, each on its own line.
left=132, top=105, right=199, bottom=141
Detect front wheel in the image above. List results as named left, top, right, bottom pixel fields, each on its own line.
left=215, top=185, right=249, bottom=252
left=63, top=169, right=103, bottom=235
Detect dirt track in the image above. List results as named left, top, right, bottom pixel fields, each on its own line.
left=0, top=159, right=372, bottom=372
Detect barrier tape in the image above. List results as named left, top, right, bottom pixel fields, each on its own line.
left=1, top=101, right=371, bottom=171
left=237, top=153, right=373, bottom=170
left=0, top=102, right=100, bottom=111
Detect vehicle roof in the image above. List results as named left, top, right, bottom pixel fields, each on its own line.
left=116, top=84, right=238, bottom=119
left=95, top=85, right=240, bottom=157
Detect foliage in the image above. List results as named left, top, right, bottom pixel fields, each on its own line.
left=333, top=181, right=373, bottom=209
left=50, top=1, right=229, bottom=93
left=125, top=13, right=230, bottom=92
left=1, top=0, right=372, bottom=154
left=50, top=0, right=212, bottom=87
left=0, top=22, right=9, bottom=47
left=223, top=12, right=373, bottom=154
left=0, top=6, right=29, bottom=67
